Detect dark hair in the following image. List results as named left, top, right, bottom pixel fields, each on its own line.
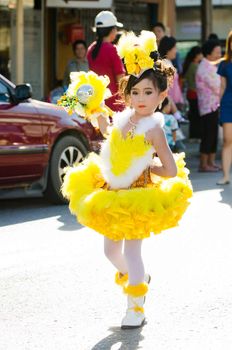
left=91, top=26, right=115, bottom=59
left=202, top=39, right=221, bottom=57
left=158, top=97, right=169, bottom=111
left=72, top=39, right=87, bottom=53
left=224, top=30, right=232, bottom=62
left=158, top=36, right=177, bottom=58
left=119, top=63, right=175, bottom=104
left=182, top=46, right=202, bottom=76
left=208, top=33, right=219, bottom=41
left=152, top=22, right=166, bottom=32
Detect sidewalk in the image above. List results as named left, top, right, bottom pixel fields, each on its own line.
left=184, top=137, right=232, bottom=208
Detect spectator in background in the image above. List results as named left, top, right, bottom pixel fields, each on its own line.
left=182, top=46, right=203, bottom=140
left=159, top=36, right=184, bottom=110
left=152, top=22, right=166, bottom=45
left=195, top=39, right=221, bottom=172
left=87, top=11, right=125, bottom=112
left=152, top=22, right=182, bottom=74
left=159, top=97, right=185, bottom=152
left=208, top=33, right=219, bottom=41
left=216, top=30, right=232, bottom=185
left=63, top=39, right=89, bottom=89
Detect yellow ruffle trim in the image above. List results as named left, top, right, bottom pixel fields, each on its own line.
left=115, top=272, right=129, bottom=286
left=123, top=282, right=148, bottom=297
left=62, top=152, right=193, bottom=241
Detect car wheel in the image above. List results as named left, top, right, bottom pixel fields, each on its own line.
left=45, top=135, right=88, bottom=204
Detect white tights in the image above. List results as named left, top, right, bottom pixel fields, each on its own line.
left=104, top=237, right=145, bottom=285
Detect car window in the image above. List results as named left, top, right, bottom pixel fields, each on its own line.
left=0, top=81, right=10, bottom=102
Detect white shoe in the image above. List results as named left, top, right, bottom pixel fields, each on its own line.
left=121, top=295, right=145, bottom=329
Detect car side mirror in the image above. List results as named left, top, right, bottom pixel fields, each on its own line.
left=15, top=84, right=32, bottom=101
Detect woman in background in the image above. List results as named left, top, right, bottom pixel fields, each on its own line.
left=217, top=31, right=232, bottom=185
left=87, top=11, right=125, bottom=112
left=182, top=46, right=203, bottom=141
left=159, top=36, right=184, bottom=110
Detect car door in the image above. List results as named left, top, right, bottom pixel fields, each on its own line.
left=0, top=80, right=47, bottom=187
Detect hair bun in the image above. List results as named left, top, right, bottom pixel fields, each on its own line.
left=154, top=59, right=176, bottom=87
left=150, top=51, right=159, bottom=61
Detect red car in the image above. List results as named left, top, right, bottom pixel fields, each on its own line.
left=0, top=74, right=102, bottom=204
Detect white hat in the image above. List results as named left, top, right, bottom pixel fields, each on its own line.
left=94, top=11, right=123, bottom=30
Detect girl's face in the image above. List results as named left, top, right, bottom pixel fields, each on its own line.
left=130, top=78, right=166, bottom=116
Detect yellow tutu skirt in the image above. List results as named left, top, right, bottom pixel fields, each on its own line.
left=62, top=153, right=193, bottom=241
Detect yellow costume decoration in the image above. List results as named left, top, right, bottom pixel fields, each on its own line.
left=115, top=272, right=128, bottom=287
left=109, top=128, right=151, bottom=176
left=57, top=71, right=112, bottom=126
left=117, top=30, right=158, bottom=77
left=123, top=282, right=148, bottom=298
left=62, top=110, right=193, bottom=241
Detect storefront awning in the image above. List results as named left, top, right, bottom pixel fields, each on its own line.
left=46, top=0, right=112, bottom=8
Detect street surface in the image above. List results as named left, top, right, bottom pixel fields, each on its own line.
left=0, top=143, right=232, bottom=350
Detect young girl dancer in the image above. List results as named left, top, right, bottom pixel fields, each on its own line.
left=61, top=31, right=192, bottom=329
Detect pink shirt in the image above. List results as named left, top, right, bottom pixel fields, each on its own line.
left=87, top=42, right=125, bottom=112
left=168, top=72, right=184, bottom=105
left=195, top=58, right=220, bottom=116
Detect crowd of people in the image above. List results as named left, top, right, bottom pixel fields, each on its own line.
left=60, top=11, right=232, bottom=186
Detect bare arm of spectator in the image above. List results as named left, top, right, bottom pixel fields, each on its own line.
left=220, top=76, right=226, bottom=99
left=169, top=98, right=178, bottom=114
left=169, top=97, right=184, bottom=121
left=172, top=130, right=177, bottom=143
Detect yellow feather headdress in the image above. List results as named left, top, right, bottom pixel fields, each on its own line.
left=57, top=71, right=112, bottom=126
left=117, top=30, right=158, bottom=77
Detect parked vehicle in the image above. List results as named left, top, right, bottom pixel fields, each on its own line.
left=0, top=74, right=102, bottom=204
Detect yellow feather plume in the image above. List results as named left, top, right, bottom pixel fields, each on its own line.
left=117, top=30, right=158, bottom=77
left=109, top=129, right=151, bottom=175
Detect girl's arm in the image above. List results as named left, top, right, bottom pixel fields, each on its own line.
left=220, top=76, right=226, bottom=99
left=148, top=127, right=177, bottom=177
left=96, top=115, right=110, bottom=136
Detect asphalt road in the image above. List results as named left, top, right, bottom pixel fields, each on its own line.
left=0, top=145, right=232, bottom=350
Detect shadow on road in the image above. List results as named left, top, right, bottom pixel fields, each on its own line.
left=189, top=167, right=232, bottom=208
left=90, top=326, right=144, bottom=350
left=56, top=211, right=83, bottom=231
left=0, top=197, right=83, bottom=230
left=0, top=197, right=54, bottom=227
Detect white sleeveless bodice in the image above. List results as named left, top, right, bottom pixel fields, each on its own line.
left=99, top=108, right=164, bottom=189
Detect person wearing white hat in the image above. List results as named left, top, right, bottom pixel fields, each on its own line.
left=87, top=11, right=125, bottom=112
